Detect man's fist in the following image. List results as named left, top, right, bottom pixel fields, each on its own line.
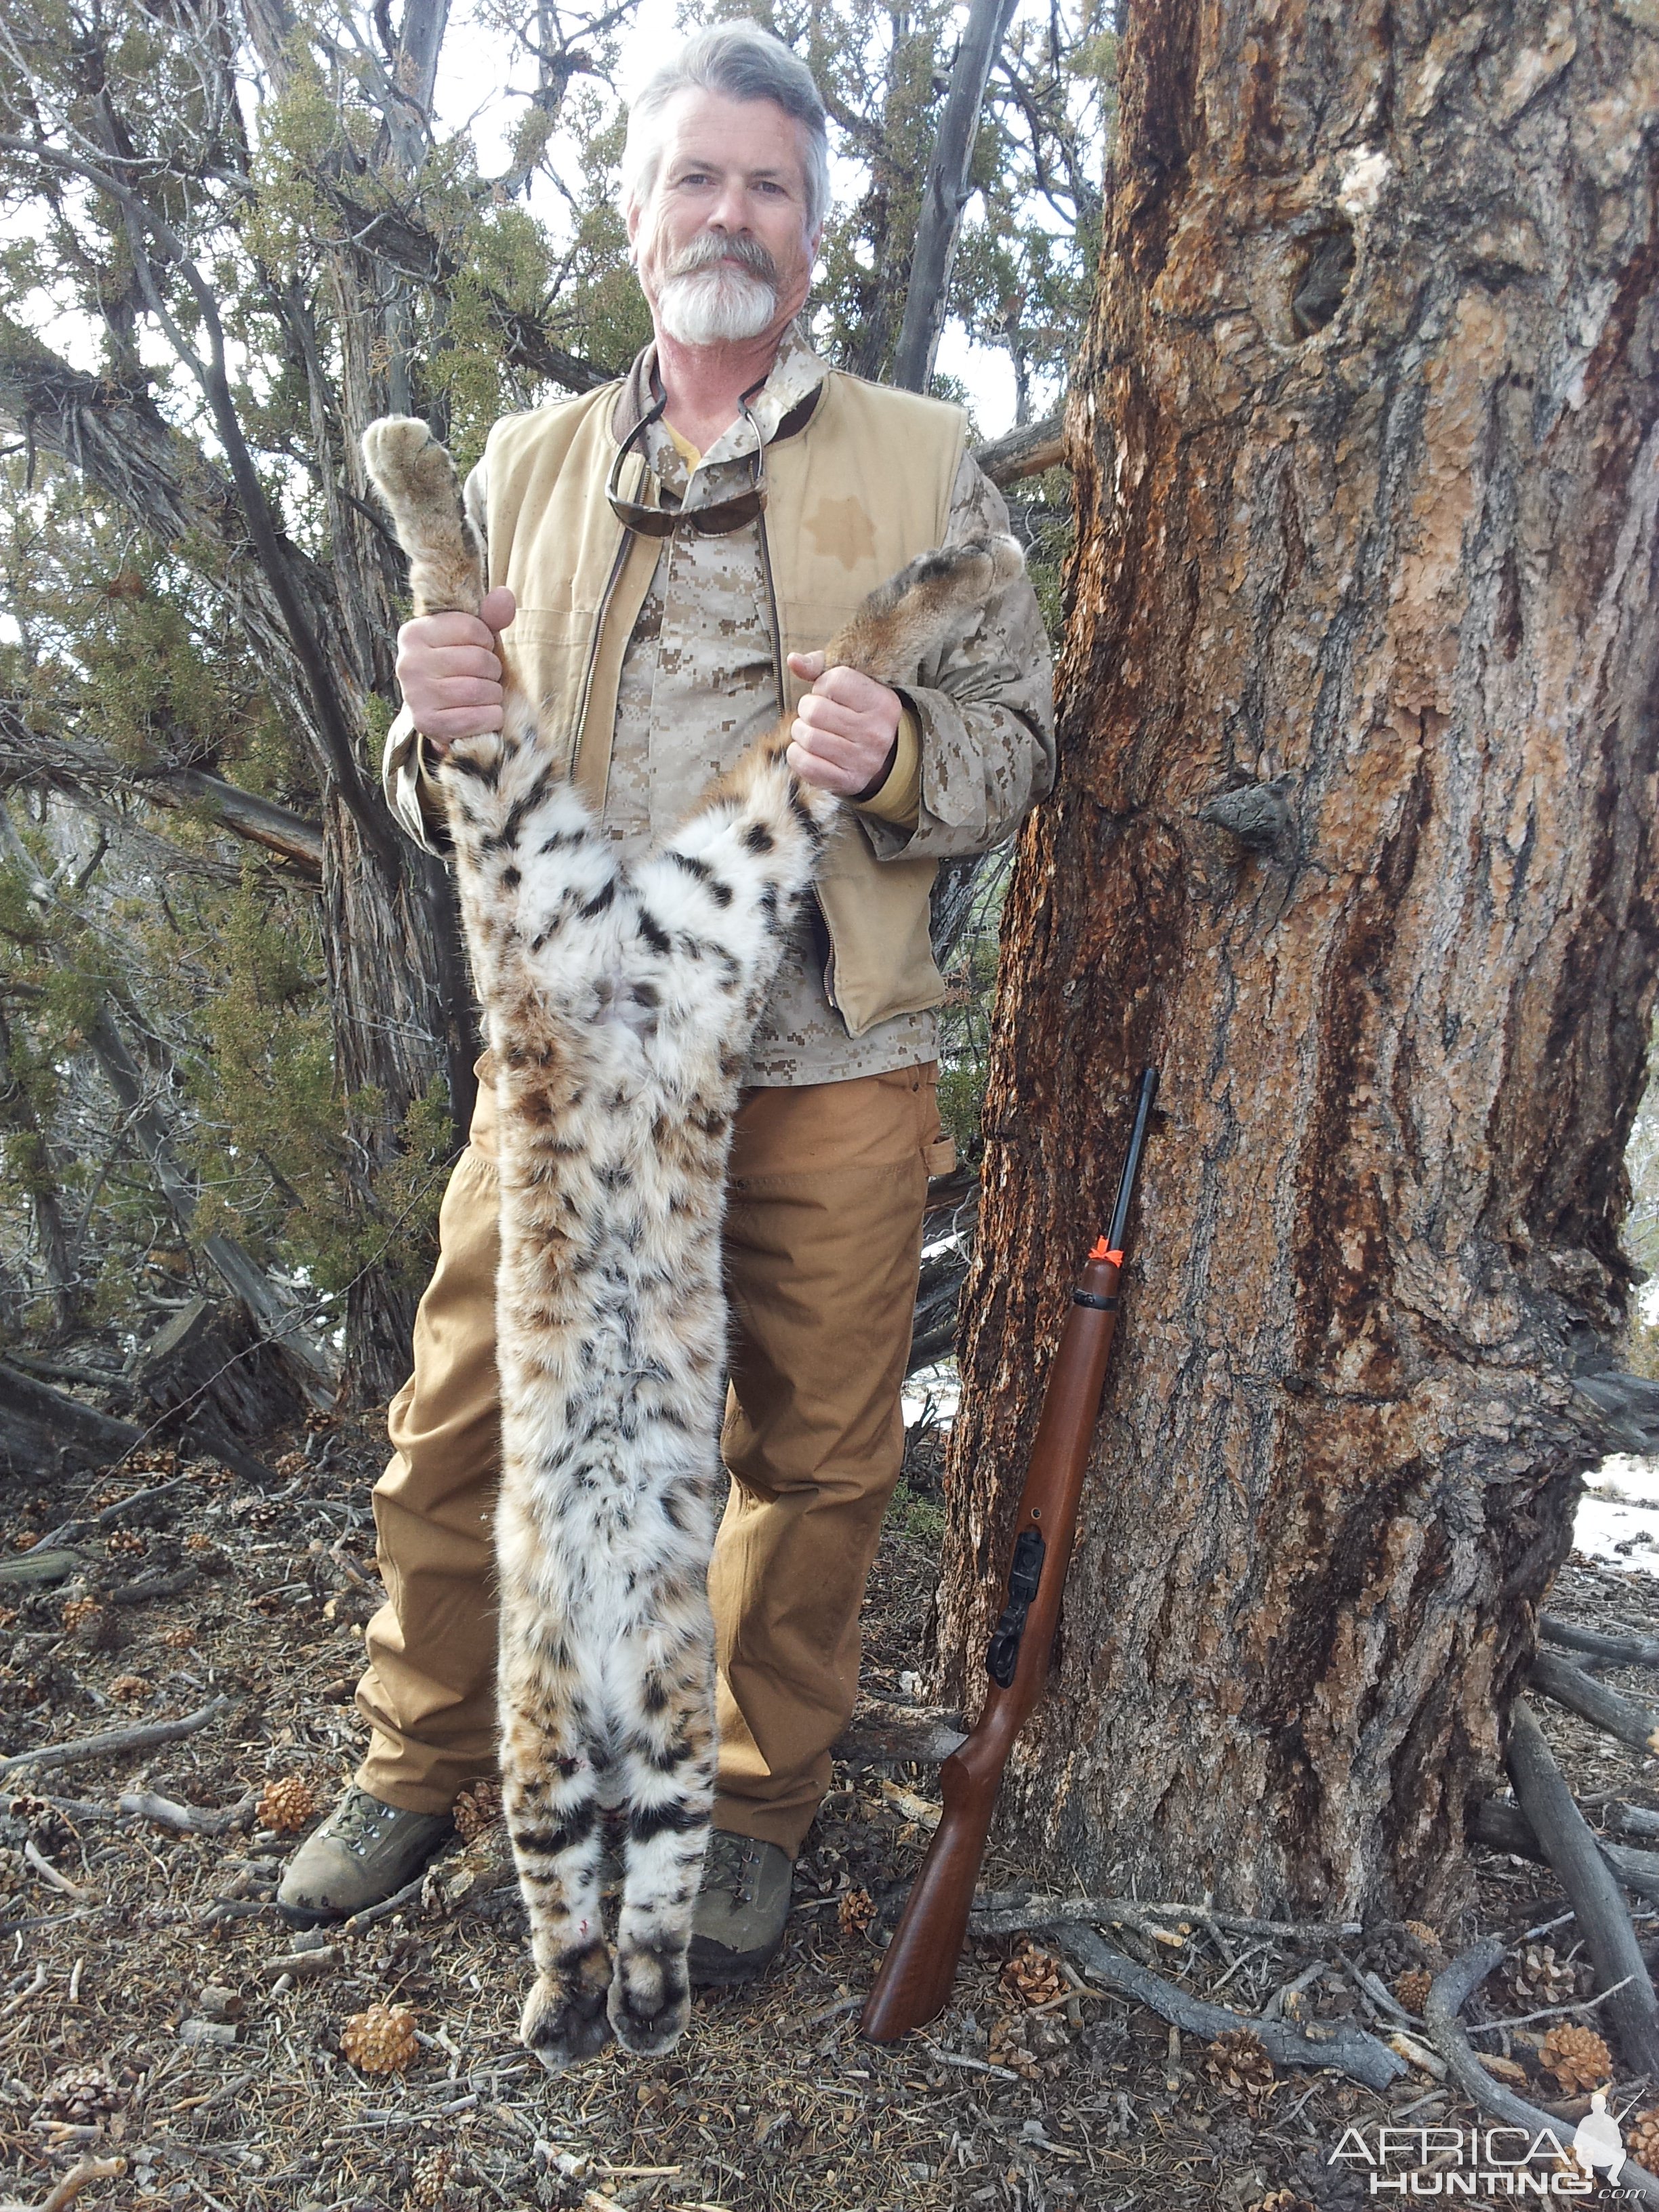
left=398, top=586, right=517, bottom=756
left=785, top=653, right=902, bottom=798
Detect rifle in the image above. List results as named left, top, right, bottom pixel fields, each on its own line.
left=860, top=1065, right=1160, bottom=2043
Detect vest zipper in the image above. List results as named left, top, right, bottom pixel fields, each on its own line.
left=758, top=502, right=842, bottom=1016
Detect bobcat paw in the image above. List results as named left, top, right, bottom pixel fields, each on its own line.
left=361, top=415, right=457, bottom=510
left=609, top=1942, right=691, bottom=2057
left=520, top=1950, right=613, bottom=2072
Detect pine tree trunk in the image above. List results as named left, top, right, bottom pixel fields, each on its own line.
left=938, top=0, right=1659, bottom=1919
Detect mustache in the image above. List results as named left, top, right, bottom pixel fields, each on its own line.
left=662, top=232, right=779, bottom=287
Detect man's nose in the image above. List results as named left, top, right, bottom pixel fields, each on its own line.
left=707, top=178, right=750, bottom=232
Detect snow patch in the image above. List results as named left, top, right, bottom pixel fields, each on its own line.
left=1576, top=1453, right=1659, bottom=1575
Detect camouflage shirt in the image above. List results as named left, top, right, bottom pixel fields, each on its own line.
left=383, top=325, right=1055, bottom=1086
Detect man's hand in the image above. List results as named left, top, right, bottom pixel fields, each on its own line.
left=398, top=586, right=517, bottom=756
left=785, top=652, right=902, bottom=798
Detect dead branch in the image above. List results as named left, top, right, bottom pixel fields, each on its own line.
left=1423, top=1938, right=1659, bottom=2207
left=0, top=1695, right=231, bottom=1779
left=1541, top=1615, right=1659, bottom=1671
left=835, top=1701, right=968, bottom=1766
left=1053, top=1923, right=1406, bottom=2091
left=1507, top=1700, right=1659, bottom=2072
left=1531, top=1647, right=1659, bottom=1753
left=1471, top=1797, right=1659, bottom=1904
left=975, top=411, right=1066, bottom=487
left=108, top=1564, right=199, bottom=1607
left=118, top=1788, right=257, bottom=1836
left=0, top=1548, right=86, bottom=1589
left=971, top=1889, right=1362, bottom=1943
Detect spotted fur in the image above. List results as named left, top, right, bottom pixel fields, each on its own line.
left=363, top=413, right=1023, bottom=2068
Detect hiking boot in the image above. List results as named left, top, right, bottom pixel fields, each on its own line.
left=276, top=1786, right=452, bottom=1928
left=688, top=1831, right=794, bottom=1987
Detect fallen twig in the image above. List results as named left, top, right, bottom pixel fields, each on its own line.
left=341, top=1868, right=428, bottom=1933
left=1531, top=1648, right=1659, bottom=1755
left=1052, top=1923, right=1406, bottom=2091
left=0, top=2153, right=127, bottom=2212
left=0, top=1696, right=230, bottom=1779
left=1467, top=1973, right=1635, bottom=2034
left=22, top=1839, right=85, bottom=1898
left=24, top=1475, right=194, bottom=1555
left=1542, top=1615, right=1659, bottom=1671
left=119, top=1788, right=257, bottom=1837
left=1507, top=1701, right=1659, bottom=2072
left=1424, top=1939, right=1659, bottom=2207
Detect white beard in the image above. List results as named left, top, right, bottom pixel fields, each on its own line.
left=657, top=263, right=778, bottom=344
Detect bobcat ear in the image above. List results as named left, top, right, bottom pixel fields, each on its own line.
left=986, top=534, right=1025, bottom=590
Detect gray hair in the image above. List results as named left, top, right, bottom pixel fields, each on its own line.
left=622, top=22, right=831, bottom=235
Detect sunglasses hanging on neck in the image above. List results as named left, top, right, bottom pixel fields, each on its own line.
left=606, top=392, right=768, bottom=539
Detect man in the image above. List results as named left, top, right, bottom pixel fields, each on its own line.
left=279, top=20, right=1054, bottom=1985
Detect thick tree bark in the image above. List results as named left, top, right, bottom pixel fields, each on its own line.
left=939, top=0, right=1659, bottom=1921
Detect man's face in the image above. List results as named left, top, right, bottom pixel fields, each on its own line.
left=628, top=88, right=820, bottom=348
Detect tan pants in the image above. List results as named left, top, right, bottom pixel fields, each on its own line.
left=355, top=1062, right=945, bottom=1856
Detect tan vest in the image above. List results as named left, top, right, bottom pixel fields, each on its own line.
left=481, top=373, right=966, bottom=1040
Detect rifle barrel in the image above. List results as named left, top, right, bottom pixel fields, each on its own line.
left=860, top=1065, right=1159, bottom=2043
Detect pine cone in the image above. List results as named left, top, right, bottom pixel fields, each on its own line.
left=1626, top=2108, right=1659, bottom=2173
left=1510, top=1944, right=1576, bottom=2005
left=1395, top=1969, right=1434, bottom=2015
left=0, top=1607, right=15, bottom=1633
left=1248, top=2194, right=1316, bottom=2212
left=410, top=2145, right=456, bottom=2207
left=1402, top=1919, right=1446, bottom=1964
left=9, top=1794, right=71, bottom=1850
left=62, top=1595, right=106, bottom=1638
left=0, top=1846, right=28, bottom=1902
left=274, top=1450, right=310, bottom=1479
left=106, top=1528, right=147, bottom=1557
left=109, top=1673, right=151, bottom=1702
left=1206, top=2028, right=1276, bottom=2095
left=161, top=1624, right=197, bottom=1650
left=1539, top=2023, right=1612, bottom=2093
left=987, top=2017, right=1043, bottom=2080
left=184, top=1532, right=216, bottom=1553
left=39, top=2065, right=123, bottom=2121
left=453, top=1781, right=501, bottom=1841
left=258, top=1776, right=319, bottom=1834
left=1000, top=1941, right=1066, bottom=2008
left=838, top=1887, right=876, bottom=1938
left=342, top=2001, right=419, bottom=2074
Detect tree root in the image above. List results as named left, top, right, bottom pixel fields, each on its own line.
left=0, top=1695, right=231, bottom=1780
left=1507, top=1701, right=1659, bottom=2073
left=1423, top=1938, right=1659, bottom=2208
left=1532, top=1647, right=1659, bottom=1754
left=968, top=1890, right=1362, bottom=1944
left=1048, top=1923, right=1406, bottom=2091
left=1471, top=1797, right=1659, bottom=1904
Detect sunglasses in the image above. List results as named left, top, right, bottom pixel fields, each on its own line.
left=606, top=393, right=767, bottom=539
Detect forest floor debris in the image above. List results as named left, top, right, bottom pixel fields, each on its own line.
left=3, top=1423, right=1659, bottom=2209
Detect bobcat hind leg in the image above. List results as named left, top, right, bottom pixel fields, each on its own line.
left=609, top=1652, right=716, bottom=2057
left=499, top=1660, right=613, bottom=2071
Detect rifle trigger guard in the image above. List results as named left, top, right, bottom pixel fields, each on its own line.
left=985, top=1528, right=1047, bottom=1687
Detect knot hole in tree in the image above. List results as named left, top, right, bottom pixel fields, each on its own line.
left=1290, top=224, right=1356, bottom=340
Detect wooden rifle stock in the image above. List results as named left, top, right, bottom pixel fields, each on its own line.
left=860, top=1067, right=1159, bottom=2043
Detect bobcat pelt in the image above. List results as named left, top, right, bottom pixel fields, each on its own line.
left=363, top=411, right=1023, bottom=2069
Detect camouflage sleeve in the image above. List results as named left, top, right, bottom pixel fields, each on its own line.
left=860, top=451, right=1057, bottom=864
left=380, top=453, right=491, bottom=855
